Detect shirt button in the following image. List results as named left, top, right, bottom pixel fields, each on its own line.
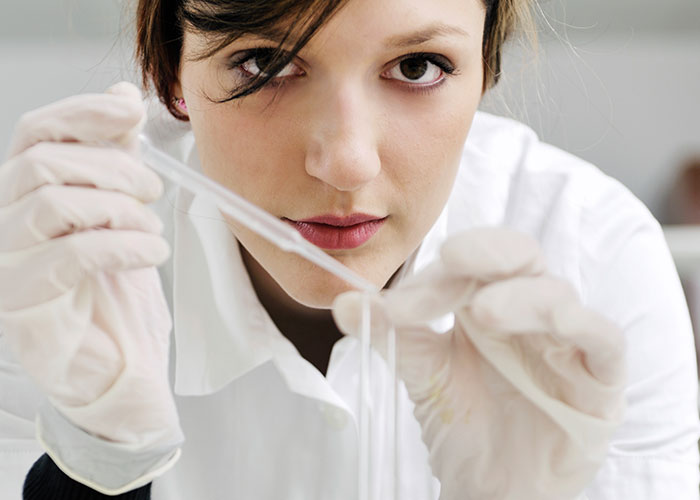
left=321, top=404, right=349, bottom=431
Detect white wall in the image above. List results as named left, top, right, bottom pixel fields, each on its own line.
left=1, top=40, right=135, bottom=157
left=0, top=0, right=134, bottom=157
left=481, top=30, right=700, bottom=219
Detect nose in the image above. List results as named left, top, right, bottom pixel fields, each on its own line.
left=304, top=83, right=381, bottom=192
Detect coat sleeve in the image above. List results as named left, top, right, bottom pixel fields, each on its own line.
left=23, top=454, right=151, bottom=500
left=578, top=180, right=700, bottom=499
left=0, top=330, right=45, bottom=499
left=0, top=309, right=158, bottom=500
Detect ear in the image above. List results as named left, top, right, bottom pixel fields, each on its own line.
left=170, top=82, right=189, bottom=118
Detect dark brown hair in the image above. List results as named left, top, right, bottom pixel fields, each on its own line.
left=136, top=0, right=531, bottom=121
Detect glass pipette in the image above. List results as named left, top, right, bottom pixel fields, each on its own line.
left=138, top=134, right=377, bottom=293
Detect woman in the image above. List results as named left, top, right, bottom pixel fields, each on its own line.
left=0, top=0, right=698, bottom=498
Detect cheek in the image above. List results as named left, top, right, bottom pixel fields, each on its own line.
left=383, top=90, right=477, bottom=206
left=188, top=100, right=306, bottom=207
left=377, top=86, right=479, bottom=256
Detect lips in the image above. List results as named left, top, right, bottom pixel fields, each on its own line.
left=284, top=214, right=387, bottom=250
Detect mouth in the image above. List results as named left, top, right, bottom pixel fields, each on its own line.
left=283, top=214, right=388, bottom=250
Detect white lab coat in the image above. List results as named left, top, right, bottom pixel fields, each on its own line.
left=0, top=108, right=698, bottom=499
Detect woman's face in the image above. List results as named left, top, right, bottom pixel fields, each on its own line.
left=177, top=0, right=486, bottom=308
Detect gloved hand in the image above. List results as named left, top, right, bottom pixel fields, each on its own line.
left=0, top=82, right=182, bottom=492
left=333, top=228, right=626, bottom=500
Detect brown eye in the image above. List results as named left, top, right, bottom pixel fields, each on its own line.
left=383, top=55, right=446, bottom=86
left=399, top=58, right=429, bottom=80
left=250, top=50, right=277, bottom=74
left=235, top=49, right=304, bottom=79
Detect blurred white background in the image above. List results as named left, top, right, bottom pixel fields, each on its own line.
left=1, top=0, right=699, bottom=221
left=480, top=0, right=700, bottom=219
left=1, top=0, right=135, bottom=156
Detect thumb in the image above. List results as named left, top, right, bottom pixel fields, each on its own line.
left=332, top=292, right=392, bottom=356
left=332, top=291, right=448, bottom=389
left=368, top=229, right=547, bottom=327
left=441, top=227, right=546, bottom=282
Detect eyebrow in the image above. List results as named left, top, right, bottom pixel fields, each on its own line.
left=237, top=22, right=470, bottom=53
left=384, top=23, right=471, bottom=48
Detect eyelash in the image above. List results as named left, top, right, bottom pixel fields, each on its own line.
left=228, top=48, right=457, bottom=94
left=387, top=52, right=457, bottom=95
left=227, top=48, right=295, bottom=86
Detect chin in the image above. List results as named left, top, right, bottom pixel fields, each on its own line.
left=235, top=226, right=397, bottom=311
left=277, top=271, right=362, bottom=309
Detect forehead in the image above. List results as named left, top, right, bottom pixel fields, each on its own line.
left=183, top=0, right=486, bottom=58
left=311, top=0, right=485, bottom=53
left=319, top=0, right=484, bottom=36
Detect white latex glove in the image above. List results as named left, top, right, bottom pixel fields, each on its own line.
left=333, top=228, right=626, bottom=500
left=0, top=83, right=182, bottom=492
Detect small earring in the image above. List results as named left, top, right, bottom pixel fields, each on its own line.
left=173, top=96, right=188, bottom=112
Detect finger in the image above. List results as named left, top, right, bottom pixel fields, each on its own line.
left=7, top=82, right=144, bottom=158
left=471, top=275, right=626, bottom=385
left=0, top=142, right=163, bottom=207
left=0, top=185, right=163, bottom=252
left=333, top=291, right=392, bottom=354
left=0, top=230, right=170, bottom=312
left=332, top=290, right=447, bottom=388
left=104, top=81, right=148, bottom=152
left=355, top=229, right=546, bottom=326
left=550, top=303, right=626, bottom=385
left=381, top=262, right=478, bottom=326
left=440, top=227, right=546, bottom=282
left=333, top=291, right=426, bottom=362
left=470, top=275, right=578, bottom=334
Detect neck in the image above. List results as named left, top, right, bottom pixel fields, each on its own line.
left=239, top=245, right=343, bottom=375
